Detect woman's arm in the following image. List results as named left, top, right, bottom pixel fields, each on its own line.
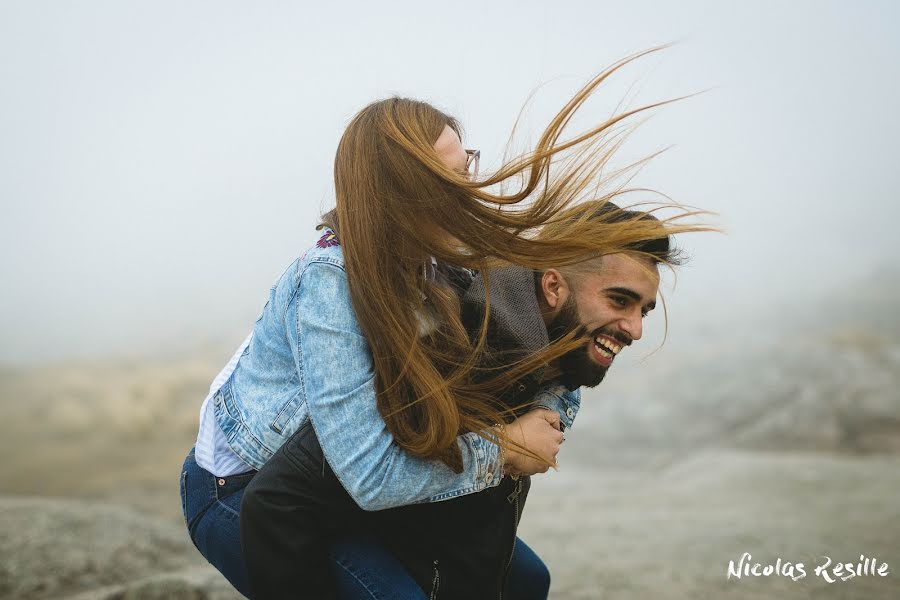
left=241, top=257, right=567, bottom=594
left=288, top=259, right=503, bottom=511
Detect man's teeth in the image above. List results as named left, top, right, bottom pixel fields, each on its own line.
left=594, top=337, right=622, bottom=356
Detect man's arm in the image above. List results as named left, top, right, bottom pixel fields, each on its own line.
left=532, top=384, right=581, bottom=431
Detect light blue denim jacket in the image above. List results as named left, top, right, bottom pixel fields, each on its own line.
left=213, top=235, right=580, bottom=511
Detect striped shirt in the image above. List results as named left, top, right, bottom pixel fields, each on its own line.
left=194, top=332, right=254, bottom=476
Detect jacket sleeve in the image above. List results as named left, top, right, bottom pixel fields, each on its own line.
left=532, top=384, right=581, bottom=431
left=286, top=260, right=503, bottom=511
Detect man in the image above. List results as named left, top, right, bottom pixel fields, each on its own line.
left=241, top=204, right=682, bottom=599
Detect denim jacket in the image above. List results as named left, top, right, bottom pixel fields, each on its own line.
left=213, top=232, right=580, bottom=511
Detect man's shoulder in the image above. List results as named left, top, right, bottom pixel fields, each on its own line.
left=464, top=265, right=537, bottom=307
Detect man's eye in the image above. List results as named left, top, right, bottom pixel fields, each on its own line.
left=641, top=310, right=649, bottom=319
left=611, top=296, right=628, bottom=307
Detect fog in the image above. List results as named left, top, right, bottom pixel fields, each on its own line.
left=2, top=5, right=900, bottom=598
left=2, top=0, right=899, bottom=365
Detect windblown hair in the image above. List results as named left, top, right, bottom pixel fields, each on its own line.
left=321, top=48, right=713, bottom=469
left=538, top=201, right=687, bottom=279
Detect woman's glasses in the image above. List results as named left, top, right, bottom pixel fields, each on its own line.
left=465, top=149, right=480, bottom=178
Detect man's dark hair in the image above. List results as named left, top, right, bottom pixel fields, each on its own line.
left=589, top=202, right=686, bottom=265
left=533, top=202, right=686, bottom=294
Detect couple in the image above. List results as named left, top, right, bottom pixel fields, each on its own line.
left=181, top=56, right=704, bottom=599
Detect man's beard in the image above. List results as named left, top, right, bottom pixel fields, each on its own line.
left=547, top=298, right=609, bottom=390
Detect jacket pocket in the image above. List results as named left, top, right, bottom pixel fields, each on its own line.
left=270, top=389, right=305, bottom=434
left=280, top=420, right=327, bottom=478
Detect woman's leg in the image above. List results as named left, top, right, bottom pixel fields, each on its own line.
left=506, top=537, right=551, bottom=600
left=329, top=535, right=427, bottom=600
left=184, top=445, right=548, bottom=600
left=180, top=448, right=255, bottom=598
left=183, top=444, right=418, bottom=600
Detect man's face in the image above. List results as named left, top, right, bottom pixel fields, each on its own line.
left=546, top=253, right=661, bottom=389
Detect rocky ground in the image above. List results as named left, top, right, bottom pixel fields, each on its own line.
left=1, top=275, right=898, bottom=599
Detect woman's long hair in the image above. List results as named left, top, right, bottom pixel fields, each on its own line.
left=323, top=48, right=713, bottom=470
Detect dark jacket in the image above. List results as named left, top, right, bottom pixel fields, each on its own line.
left=367, top=265, right=549, bottom=599
left=241, top=266, right=551, bottom=599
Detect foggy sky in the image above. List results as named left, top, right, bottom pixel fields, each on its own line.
left=1, top=0, right=898, bottom=365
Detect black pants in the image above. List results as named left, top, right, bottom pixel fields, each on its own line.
left=241, top=420, right=366, bottom=599
left=241, top=420, right=534, bottom=599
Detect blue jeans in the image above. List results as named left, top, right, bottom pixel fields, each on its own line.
left=181, top=448, right=257, bottom=597
left=331, top=534, right=550, bottom=600
left=180, top=448, right=550, bottom=599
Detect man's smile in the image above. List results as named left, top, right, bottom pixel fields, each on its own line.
left=589, top=333, right=628, bottom=367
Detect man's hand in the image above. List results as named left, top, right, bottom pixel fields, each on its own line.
left=502, top=408, right=563, bottom=476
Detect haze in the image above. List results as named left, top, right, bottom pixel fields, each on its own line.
left=2, top=0, right=898, bottom=365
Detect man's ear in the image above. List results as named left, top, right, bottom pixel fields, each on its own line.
left=540, top=269, right=571, bottom=309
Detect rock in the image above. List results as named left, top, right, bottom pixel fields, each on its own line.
left=62, top=566, right=240, bottom=600
left=0, top=495, right=237, bottom=600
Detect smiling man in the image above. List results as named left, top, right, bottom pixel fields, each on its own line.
left=333, top=203, right=684, bottom=598
left=462, top=202, right=677, bottom=402
left=241, top=202, right=686, bottom=599
left=539, top=214, right=674, bottom=391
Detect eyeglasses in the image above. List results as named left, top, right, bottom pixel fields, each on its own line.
left=465, top=149, right=480, bottom=178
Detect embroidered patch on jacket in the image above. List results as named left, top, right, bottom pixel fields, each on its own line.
left=316, top=231, right=340, bottom=248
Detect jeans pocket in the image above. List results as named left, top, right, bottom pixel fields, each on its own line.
left=180, top=470, right=189, bottom=529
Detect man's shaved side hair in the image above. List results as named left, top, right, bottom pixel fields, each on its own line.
left=536, top=201, right=687, bottom=288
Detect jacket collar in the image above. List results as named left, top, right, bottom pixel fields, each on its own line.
left=462, top=265, right=549, bottom=357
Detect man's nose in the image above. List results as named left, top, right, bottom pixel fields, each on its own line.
left=621, top=312, right=643, bottom=342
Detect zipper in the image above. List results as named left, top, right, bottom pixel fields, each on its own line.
left=506, top=476, right=523, bottom=503
left=429, top=559, right=441, bottom=600
left=500, top=477, right=524, bottom=599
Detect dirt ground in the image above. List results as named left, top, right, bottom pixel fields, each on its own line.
left=2, top=283, right=898, bottom=598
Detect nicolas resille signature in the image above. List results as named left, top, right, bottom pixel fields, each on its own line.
left=727, top=552, right=890, bottom=583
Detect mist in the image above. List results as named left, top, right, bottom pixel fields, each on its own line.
left=3, top=4, right=900, bottom=598
left=1, top=0, right=898, bottom=365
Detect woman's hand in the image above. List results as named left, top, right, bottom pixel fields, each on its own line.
left=502, top=408, right=564, bottom=476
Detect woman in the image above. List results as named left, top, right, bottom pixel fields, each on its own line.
left=181, top=48, right=702, bottom=598
left=180, top=110, right=573, bottom=598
